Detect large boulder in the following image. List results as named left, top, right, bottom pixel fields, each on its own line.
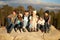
left=0, top=25, right=60, bottom=40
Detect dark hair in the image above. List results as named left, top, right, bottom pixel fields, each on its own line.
left=25, top=10, right=29, bottom=12
left=44, top=10, right=49, bottom=14
left=13, top=10, right=17, bottom=13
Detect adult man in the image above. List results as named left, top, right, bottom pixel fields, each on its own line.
left=6, top=10, right=17, bottom=33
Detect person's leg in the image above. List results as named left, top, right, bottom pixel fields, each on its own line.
left=23, top=21, right=28, bottom=32
left=7, top=24, right=12, bottom=33
left=9, top=23, right=14, bottom=33
left=19, top=22, right=23, bottom=32
left=6, top=18, right=12, bottom=33
left=34, top=23, right=37, bottom=32
left=45, top=22, right=50, bottom=33
left=44, top=23, right=47, bottom=33
left=42, top=25, right=45, bottom=33
left=6, top=18, right=11, bottom=29
left=14, top=24, right=18, bottom=32
left=37, top=24, right=40, bottom=31
left=47, top=24, right=51, bottom=33
left=34, top=25, right=37, bottom=32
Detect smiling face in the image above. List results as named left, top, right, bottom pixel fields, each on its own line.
left=25, top=12, right=29, bottom=16
left=40, top=17, right=43, bottom=21
left=12, top=11, right=16, bottom=16
left=33, top=10, right=37, bottom=16
left=45, top=13, right=49, bottom=17
left=33, top=10, right=37, bottom=15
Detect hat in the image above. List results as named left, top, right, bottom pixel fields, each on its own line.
left=19, top=13, right=23, bottom=17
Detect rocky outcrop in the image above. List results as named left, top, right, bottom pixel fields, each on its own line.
left=0, top=25, right=60, bottom=40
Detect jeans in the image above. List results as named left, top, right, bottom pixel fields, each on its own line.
left=44, top=22, right=50, bottom=33
left=6, top=18, right=14, bottom=33
left=37, top=24, right=45, bottom=32
left=14, top=22, right=23, bottom=32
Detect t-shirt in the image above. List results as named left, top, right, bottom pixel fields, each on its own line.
left=38, top=19, right=45, bottom=25
left=24, top=16, right=28, bottom=22
left=15, top=20, right=20, bottom=24
left=8, top=14, right=17, bottom=24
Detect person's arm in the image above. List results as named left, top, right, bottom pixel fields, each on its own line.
left=48, top=15, right=51, bottom=24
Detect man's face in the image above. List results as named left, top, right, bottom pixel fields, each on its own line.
left=25, top=12, right=29, bottom=16
left=13, top=11, right=16, bottom=15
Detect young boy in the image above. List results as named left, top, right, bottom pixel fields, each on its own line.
left=37, top=16, right=45, bottom=32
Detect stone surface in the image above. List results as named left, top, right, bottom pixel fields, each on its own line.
left=0, top=25, right=60, bottom=40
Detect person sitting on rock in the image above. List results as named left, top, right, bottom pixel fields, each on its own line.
left=37, top=16, right=45, bottom=32
left=44, top=10, right=51, bottom=33
left=29, top=10, right=38, bottom=32
left=14, top=13, right=23, bottom=32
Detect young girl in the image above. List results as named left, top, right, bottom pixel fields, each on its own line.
left=37, top=16, right=45, bottom=32
left=29, top=10, right=38, bottom=32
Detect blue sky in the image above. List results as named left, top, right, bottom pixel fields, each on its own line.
left=41, top=0, right=60, bottom=4
left=0, top=0, right=60, bottom=10
left=0, top=0, right=60, bottom=5
left=0, top=0, right=60, bottom=4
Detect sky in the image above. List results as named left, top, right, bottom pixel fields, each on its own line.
left=0, top=0, right=60, bottom=10
left=0, top=0, right=60, bottom=4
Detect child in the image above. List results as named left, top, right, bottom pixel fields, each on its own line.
left=37, top=16, right=45, bottom=32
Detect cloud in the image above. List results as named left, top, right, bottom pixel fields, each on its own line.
left=0, top=0, right=60, bottom=10
left=0, top=0, right=60, bottom=6
left=0, top=1, right=7, bottom=5
left=44, top=7, right=60, bottom=10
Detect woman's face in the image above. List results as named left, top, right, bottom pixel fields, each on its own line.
left=40, top=17, right=43, bottom=20
left=33, top=11, right=37, bottom=15
left=19, top=13, right=23, bottom=17
left=45, top=13, right=49, bottom=16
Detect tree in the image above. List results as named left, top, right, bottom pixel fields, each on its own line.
left=0, top=5, right=14, bottom=26
left=49, top=11, right=55, bottom=25
left=38, top=8, right=44, bottom=16
left=16, top=6, right=25, bottom=14
left=57, top=10, right=60, bottom=29
left=27, top=5, right=35, bottom=11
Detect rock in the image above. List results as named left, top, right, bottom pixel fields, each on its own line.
left=0, top=33, right=13, bottom=40
left=0, top=25, right=60, bottom=40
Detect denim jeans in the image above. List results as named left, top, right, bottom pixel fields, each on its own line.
left=45, top=22, right=50, bottom=33
left=6, top=18, right=14, bottom=33
left=14, top=22, right=23, bottom=32
left=37, top=24, right=45, bottom=32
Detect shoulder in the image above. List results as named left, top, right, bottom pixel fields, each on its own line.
left=8, top=14, right=12, bottom=18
